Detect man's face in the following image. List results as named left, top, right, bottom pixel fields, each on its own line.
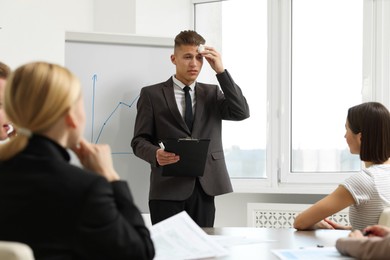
left=171, top=44, right=203, bottom=86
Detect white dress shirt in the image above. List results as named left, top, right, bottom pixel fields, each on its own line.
left=172, top=75, right=196, bottom=119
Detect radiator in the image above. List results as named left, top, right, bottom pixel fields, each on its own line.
left=247, top=203, right=350, bottom=228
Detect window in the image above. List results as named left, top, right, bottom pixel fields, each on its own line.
left=286, top=0, right=363, bottom=183
left=194, top=0, right=268, bottom=179
left=193, top=0, right=390, bottom=191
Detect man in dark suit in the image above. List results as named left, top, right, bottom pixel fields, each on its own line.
left=131, top=30, right=250, bottom=227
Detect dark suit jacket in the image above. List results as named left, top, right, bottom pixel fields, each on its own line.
left=131, top=70, right=250, bottom=201
left=0, top=135, right=155, bottom=260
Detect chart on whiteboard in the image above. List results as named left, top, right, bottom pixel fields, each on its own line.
left=88, top=73, right=138, bottom=154
left=65, top=38, right=175, bottom=212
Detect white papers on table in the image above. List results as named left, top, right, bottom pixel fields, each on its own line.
left=150, top=211, right=228, bottom=260
left=209, top=235, right=276, bottom=247
left=273, top=247, right=354, bottom=260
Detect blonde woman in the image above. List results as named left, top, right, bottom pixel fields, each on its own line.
left=294, top=102, right=390, bottom=231
left=0, top=62, right=154, bottom=260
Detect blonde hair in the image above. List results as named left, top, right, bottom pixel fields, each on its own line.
left=0, top=62, right=81, bottom=160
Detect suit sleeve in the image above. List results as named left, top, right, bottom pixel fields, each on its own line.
left=74, top=178, right=155, bottom=260
left=216, top=69, right=250, bottom=120
left=131, top=87, right=160, bottom=167
left=336, top=236, right=390, bottom=259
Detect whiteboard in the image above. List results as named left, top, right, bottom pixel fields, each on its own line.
left=65, top=32, right=175, bottom=212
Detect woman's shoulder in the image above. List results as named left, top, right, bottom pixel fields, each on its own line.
left=361, top=165, right=390, bottom=180
left=41, top=159, right=108, bottom=191
left=366, top=164, right=390, bottom=173
left=347, top=169, right=374, bottom=181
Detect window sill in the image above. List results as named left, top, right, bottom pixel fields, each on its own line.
left=231, top=178, right=339, bottom=195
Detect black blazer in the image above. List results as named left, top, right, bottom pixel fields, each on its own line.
left=131, top=70, right=250, bottom=201
left=0, top=135, right=155, bottom=260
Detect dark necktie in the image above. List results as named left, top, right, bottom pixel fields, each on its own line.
left=183, top=86, right=193, bottom=131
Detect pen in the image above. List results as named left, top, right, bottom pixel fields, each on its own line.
left=159, top=142, right=165, bottom=150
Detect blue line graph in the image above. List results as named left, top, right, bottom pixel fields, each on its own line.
left=91, top=74, right=97, bottom=142
left=90, top=74, right=139, bottom=155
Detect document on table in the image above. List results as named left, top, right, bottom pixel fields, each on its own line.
left=209, top=234, right=276, bottom=247
left=150, top=211, right=228, bottom=260
left=273, top=247, right=354, bottom=260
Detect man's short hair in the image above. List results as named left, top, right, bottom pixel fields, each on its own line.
left=174, top=30, right=205, bottom=48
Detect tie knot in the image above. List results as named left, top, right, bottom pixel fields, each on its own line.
left=183, top=86, right=191, bottom=93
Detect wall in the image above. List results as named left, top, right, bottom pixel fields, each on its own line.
left=215, top=193, right=325, bottom=227
left=135, top=0, right=193, bottom=37
left=0, top=0, right=93, bottom=68
left=0, top=0, right=324, bottom=227
left=94, top=0, right=136, bottom=33
left=0, top=0, right=191, bottom=68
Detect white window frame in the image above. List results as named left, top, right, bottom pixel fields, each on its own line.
left=280, top=0, right=390, bottom=185
left=192, top=0, right=390, bottom=193
left=280, top=0, right=363, bottom=184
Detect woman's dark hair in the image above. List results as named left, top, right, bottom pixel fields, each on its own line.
left=347, top=102, right=390, bottom=164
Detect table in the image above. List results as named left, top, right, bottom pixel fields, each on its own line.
left=203, top=227, right=351, bottom=259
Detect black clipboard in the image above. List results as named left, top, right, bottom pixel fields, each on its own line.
left=161, top=138, right=210, bottom=177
